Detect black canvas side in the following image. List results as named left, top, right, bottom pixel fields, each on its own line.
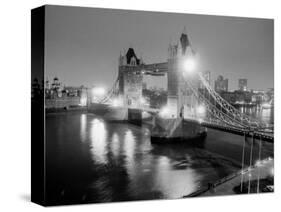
left=31, top=6, right=46, bottom=206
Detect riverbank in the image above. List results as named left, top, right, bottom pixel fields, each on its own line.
left=46, top=106, right=87, bottom=114
left=184, top=157, right=274, bottom=197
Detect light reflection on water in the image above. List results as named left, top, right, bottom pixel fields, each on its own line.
left=80, top=114, right=87, bottom=142
left=90, top=118, right=108, bottom=164
left=46, top=109, right=273, bottom=204
left=111, top=133, right=120, bottom=158
left=238, top=106, right=274, bottom=124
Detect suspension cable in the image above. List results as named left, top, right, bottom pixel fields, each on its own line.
left=257, top=134, right=262, bottom=193
left=183, top=77, right=248, bottom=129
left=98, top=77, right=119, bottom=104
left=248, top=132, right=254, bottom=194
left=197, top=72, right=267, bottom=129
left=240, top=131, right=246, bottom=192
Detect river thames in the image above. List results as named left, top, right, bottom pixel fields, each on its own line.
left=45, top=106, right=273, bottom=205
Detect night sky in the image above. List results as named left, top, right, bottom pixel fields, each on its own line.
left=45, top=5, right=273, bottom=91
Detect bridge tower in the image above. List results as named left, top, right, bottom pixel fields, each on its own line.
left=167, top=29, right=199, bottom=118
left=118, top=48, right=143, bottom=108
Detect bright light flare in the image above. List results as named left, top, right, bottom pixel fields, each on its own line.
left=140, top=97, right=149, bottom=106
left=270, top=167, right=274, bottom=176
left=112, top=98, right=123, bottom=107
left=255, top=160, right=262, bottom=167
left=80, top=97, right=87, bottom=106
left=262, top=103, right=271, bottom=109
left=182, top=57, right=196, bottom=73
left=196, top=105, right=206, bottom=115
left=92, top=87, right=106, bottom=96
left=159, top=106, right=171, bottom=119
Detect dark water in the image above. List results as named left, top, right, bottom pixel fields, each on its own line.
left=46, top=106, right=273, bottom=205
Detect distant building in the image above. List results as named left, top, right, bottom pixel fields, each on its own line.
left=51, top=77, right=62, bottom=90
left=238, top=78, right=248, bottom=91
left=45, top=78, right=51, bottom=90
left=221, top=90, right=252, bottom=104
left=45, top=77, right=88, bottom=109
left=214, top=75, right=228, bottom=93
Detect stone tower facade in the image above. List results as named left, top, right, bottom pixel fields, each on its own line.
left=118, top=48, right=143, bottom=108
left=167, top=29, right=199, bottom=118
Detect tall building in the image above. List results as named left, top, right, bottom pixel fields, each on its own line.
left=238, top=78, right=248, bottom=91
left=214, top=75, right=228, bottom=93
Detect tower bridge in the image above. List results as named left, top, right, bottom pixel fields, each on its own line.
left=88, top=29, right=274, bottom=143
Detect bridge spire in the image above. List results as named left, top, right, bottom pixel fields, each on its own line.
left=180, top=26, right=189, bottom=55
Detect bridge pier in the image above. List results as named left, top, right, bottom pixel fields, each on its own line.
left=151, top=117, right=207, bottom=144
left=151, top=29, right=207, bottom=144
left=128, top=108, right=142, bottom=126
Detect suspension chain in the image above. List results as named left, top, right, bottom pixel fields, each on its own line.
left=197, top=72, right=267, bottom=130
left=183, top=77, right=248, bottom=129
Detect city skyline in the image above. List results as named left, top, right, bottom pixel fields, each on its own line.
left=45, top=5, right=273, bottom=91
left=44, top=73, right=272, bottom=92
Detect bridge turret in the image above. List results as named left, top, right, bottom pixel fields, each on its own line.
left=167, top=28, right=199, bottom=118
left=118, top=47, right=143, bottom=107
left=180, top=28, right=189, bottom=55
left=126, top=47, right=140, bottom=65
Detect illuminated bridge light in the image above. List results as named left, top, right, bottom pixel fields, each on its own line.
left=159, top=106, right=171, bottom=119
left=196, top=105, right=206, bottom=115
left=270, top=167, right=274, bottom=176
left=182, top=57, right=197, bottom=74
left=91, top=87, right=106, bottom=103
left=92, top=87, right=106, bottom=96
left=255, top=160, right=262, bottom=167
left=112, top=97, right=123, bottom=107
left=140, top=97, right=149, bottom=107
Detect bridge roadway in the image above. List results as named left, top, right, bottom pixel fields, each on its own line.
left=101, top=104, right=274, bottom=143
left=183, top=118, right=274, bottom=143
left=139, top=107, right=274, bottom=143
